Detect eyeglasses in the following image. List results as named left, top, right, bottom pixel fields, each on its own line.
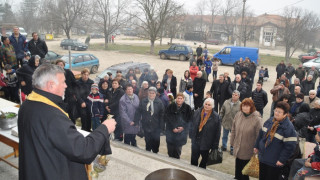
left=310, top=94, right=315, bottom=95
left=274, top=109, right=284, bottom=114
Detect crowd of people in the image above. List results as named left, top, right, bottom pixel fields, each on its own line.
left=1, top=27, right=320, bottom=179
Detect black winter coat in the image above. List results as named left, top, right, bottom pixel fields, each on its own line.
left=109, top=87, right=125, bottom=115
left=16, top=55, right=38, bottom=95
left=18, top=88, right=111, bottom=180
left=162, top=76, right=177, bottom=98
left=27, top=38, right=48, bottom=58
left=134, top=97, right=164, bottom=133
left=189, top=107, right=221, bottom=150
left=252, top=89, right=268, bottom=110
left=165, top=102, right=192, bottom=146
left=64, top=69, right=77, bottom=100
left=301, top=80, right=314, bottom=95
left=75, top=78, right=94, bottom=105
left=210, top=80, right=230, bottom=102
left=276, top=63, right=286, bottom=78
left=309, top=108, right=320, bottom=135
left=294, top=112, right=311, bottom=138
left=228, top=81, right=247, bottom=101
left=242, top=77, right=252, bottom=98
left=193, top=77, right=206, bottom=108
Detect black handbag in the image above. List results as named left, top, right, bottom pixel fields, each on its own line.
left=207, top=148, right=223, bottom=165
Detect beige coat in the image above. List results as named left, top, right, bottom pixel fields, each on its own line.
left=230, top=111, right=262, bottom=160
left=304, top=96, right=319, bottom=109
left=212, top=61, right=219, bottom=71
left=219, top=98, right=241, bottom=130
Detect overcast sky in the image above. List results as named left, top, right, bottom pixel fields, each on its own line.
left=178, top=0, right=319, bottom=16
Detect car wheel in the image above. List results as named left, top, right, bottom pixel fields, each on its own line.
left=179, top=54, right=186, bottom=61
left=160, top=53, right=166, bottom=59
left=75, top=47, right=78, bottom=51
left=91, top=65, right=98, bottom=74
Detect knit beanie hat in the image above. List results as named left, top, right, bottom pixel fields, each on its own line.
left=91, top=83, right=99, bottom=91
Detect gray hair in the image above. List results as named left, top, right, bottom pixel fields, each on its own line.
left=104, top=74, right=109, bottom=79
left=233, top=90, right=240, bottom=96
left=203, top=98, right=214, bottom=107
left=141, top=81, right=149, bottom=88
left=35, top=55, right=41, bottom=60
left=131, top=80, right=136, bottom=83
left=294, top=78, right=300, bottom=83
left=32, top=64, right=65, bottom=89
left=309, top=90, right=317, bottom=95
left=308, top=75, right=313, bottom=79
left=148, top=86, right=157, bottom=93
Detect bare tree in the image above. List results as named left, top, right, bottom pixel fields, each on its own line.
left=52, top=0, right=88, bottom=39
left=93, top=0, right=129, bottom=49
left=163, top=3, right=184, bottom=45
left=208, top=0, right=220, bottom=32
left=135, top=0, right=178, bottom=54
left=301, top=12, right=320, bottom=50
left=20, top=0, right=39, bottom=32
left=220, top=0, right=241, bottom=44
left=242, top=11, right=258, bottom=47
left=280, top=7, right=318, bottom=62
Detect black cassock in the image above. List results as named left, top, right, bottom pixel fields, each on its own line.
left=193, top=77, right=206, bottom=109
left=18, top=88, right=111, bottom=180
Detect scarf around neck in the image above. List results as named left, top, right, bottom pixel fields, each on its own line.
left=147, top=98, right=154, bottom=115
left=199, top=108, right=212, bottom=132
left=185, top=90, right=193, bottom=96
left=265, top=118, right=284, bottom=147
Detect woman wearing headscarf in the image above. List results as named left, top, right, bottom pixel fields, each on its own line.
left=16, top=55, right=40, bottom=95
left=230, top=98, right=262, bottom=180
left=254, top=101, right=297, bottom=180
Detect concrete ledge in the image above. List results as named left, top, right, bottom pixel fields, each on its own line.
left=102, top=141, right=234, bottom=180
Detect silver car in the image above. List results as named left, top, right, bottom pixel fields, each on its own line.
left=303, top=57, right=320, bottom=71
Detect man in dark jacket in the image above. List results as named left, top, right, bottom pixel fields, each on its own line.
left=285, top=63, right=295, bottom=84
left=139, top=68, right=150, bottom=87
left=301, top=75, right=315, bottom=96
left=18, top=63, right=116, bottom=180
left=228, top=74, right=247, bottom=101
left=193, top=71, right=206, bottom=109
left=27, top=32, right=48, bottom=58
left=134, top=87, right=164, bottom=153
left=9, top=27, right=28, bottom=67
left=210, top=74, right=230, bottom=112
left=289, top=78, right=304, bottom=95
left=76, top=68, right=94, bottom=132
left=165, top=93, right=192, bottom=159
left=308, top=100, right=320, bottom=142
left=196, top=45, right=203, bottom=57
left=276, top=61, right=286, bottom=79
left=252, top=81, right=268, bottom=117
left=295, top=64, right=306, bottom=82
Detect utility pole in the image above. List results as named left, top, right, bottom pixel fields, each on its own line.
left=240, top=0, right=246, bottom=47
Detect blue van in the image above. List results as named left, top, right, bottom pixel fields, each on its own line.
left=213, top=46, right=259, bottom=65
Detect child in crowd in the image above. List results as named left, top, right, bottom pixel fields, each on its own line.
left=4, top=64, right=19, bottom=103
left=0, top=71, right=9, bottom=100
left=85, top=84, right=104, bottom=130
left=290, top=127, right=320, bottom=179
left=263, top=67, right=269, bottom=81
left=22, top=53, right=30, bottom=65
left=259, top=66, right=265, bottom=82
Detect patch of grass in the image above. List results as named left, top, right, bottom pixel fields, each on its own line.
left=90, top=43, right=299, bottom=66
left=260, top=54, right=300, bottom=66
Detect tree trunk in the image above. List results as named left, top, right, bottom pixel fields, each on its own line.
left=66, top=28, right=71, bottom=39
left=285, top=45, right=290, bottom=63
left=170, top=36, right=173, bottom=45
left=150, top=40, right=155, bottom=54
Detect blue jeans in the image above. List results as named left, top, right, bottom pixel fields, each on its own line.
left=222, top=127, right=232, bottom=150
left=91, top=116, right=101, bottom=130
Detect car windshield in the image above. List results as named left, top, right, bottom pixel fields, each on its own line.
left=61, top=55, right=75, bottom=64
left=98, top=69, right=117, bottom=79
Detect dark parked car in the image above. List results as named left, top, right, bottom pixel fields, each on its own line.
left=205, top=39, right=221, bottom=45
left=42, top=51, right=63, bottom=64
left=60, top=39, right=88, bottom=51
left=90, top=34, right=104, bottom=39
left=61, top=53, right=99, bottom=74
left=95, top=61, right=151, bottom=83
left=158, top=44, right=193, bottom=61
